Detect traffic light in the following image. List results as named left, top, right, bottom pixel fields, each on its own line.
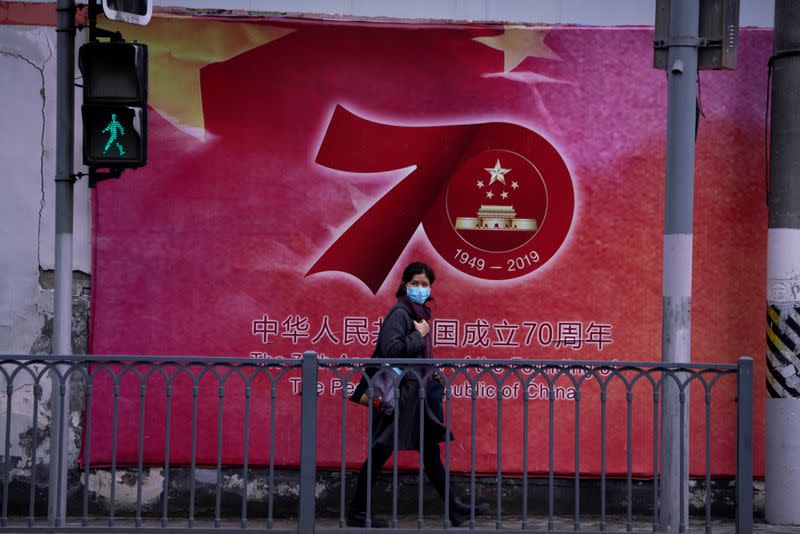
left=103, top=0, right=153, bottom=26
left=79, top=41, right=147, bottom=168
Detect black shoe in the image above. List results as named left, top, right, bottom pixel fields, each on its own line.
left=449, top=498, right=489, bottom=527
left=346, top=510, right=389, bottom=528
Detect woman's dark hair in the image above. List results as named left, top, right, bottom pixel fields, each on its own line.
left=395, top=261, right=436, bottom=298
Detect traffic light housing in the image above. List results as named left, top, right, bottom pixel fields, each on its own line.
left=103, top=0, right=153, bottom=26
left=654, top=0, right=740, bottom=70
left=79, top=41, right=148, bottom=168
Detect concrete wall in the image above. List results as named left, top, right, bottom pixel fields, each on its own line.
left=0, top=21, right=94, bottom=521
left=0, top=23, right=91, bottom=358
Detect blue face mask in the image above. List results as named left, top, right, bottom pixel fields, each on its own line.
left=406, top=285, right=430, bottom=305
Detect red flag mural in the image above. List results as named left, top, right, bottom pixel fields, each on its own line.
left=88, top=16, right=771, bottom=477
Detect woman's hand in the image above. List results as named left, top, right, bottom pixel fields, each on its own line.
left=414, top=319, right=430, bottom=337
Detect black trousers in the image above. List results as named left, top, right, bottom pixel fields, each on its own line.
left=350, top=438, right=451, bottom=514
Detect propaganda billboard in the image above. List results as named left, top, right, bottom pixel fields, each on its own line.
left=88, top=17, right=770, bottom=476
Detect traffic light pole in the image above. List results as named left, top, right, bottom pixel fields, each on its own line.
left=49, top=0, right=75, bottom=527
left=659, top=0, right=699, bottom=532
left=765, top=0, right=800, bottom=525
left=48, top=2, right=146, bottom=522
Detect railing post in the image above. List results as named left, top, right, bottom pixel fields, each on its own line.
left=48, top=363, right=71, bottom=528
left=736, top=356, right=753, bottom=534
left=298, top=351, right=319, bottom=534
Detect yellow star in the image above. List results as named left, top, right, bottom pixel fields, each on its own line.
left=474, top=27, right=560, bottom=73
left=104, top=15, right=294, bottom=140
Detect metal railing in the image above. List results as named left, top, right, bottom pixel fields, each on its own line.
left=0, top=354, right=753, bottom=533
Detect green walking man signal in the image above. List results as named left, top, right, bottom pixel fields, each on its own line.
left=79, top=41, right=148, bottom=168
left=102, top=113, right=126, bottom=155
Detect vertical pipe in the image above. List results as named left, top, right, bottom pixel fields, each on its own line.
left=737, top=357, right=753, bottom=534
left=50, top=0, right=76, bottom=526
left=765, top=0, right=800, bottom=526
left=298, top=352, right=318, bottom=534
left=660, top=0, right=700, bottom=529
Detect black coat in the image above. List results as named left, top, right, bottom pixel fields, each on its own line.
left=350, top=299, right=451, bottom=450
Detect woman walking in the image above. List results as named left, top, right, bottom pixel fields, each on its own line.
left=347, top=261, right=488, bottom=528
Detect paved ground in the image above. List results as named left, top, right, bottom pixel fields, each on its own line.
left=5, top=516, right=800, bottom=533
left=308, top=515, right=800, bottom=533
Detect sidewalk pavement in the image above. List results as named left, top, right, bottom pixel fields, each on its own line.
left=5, top=516, right=800, bottom=533
left=312, top=515, right=800, bottom=533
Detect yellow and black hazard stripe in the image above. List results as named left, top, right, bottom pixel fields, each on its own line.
left=767, top=304, right=800, bottom=398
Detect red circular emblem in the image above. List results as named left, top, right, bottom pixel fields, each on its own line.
left=422, top=130, right=574, bottom=280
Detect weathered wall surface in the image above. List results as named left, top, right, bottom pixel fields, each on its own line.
left=0, top=23, right=89, bottom=520
left=1, top=25, right=55, bottom=356
left=0, top=23, right=91, bottom=358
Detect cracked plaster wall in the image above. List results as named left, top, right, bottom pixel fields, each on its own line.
left=0, top=24, right=91, bottom=356
left=0, top=24, right=90, bottom=511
